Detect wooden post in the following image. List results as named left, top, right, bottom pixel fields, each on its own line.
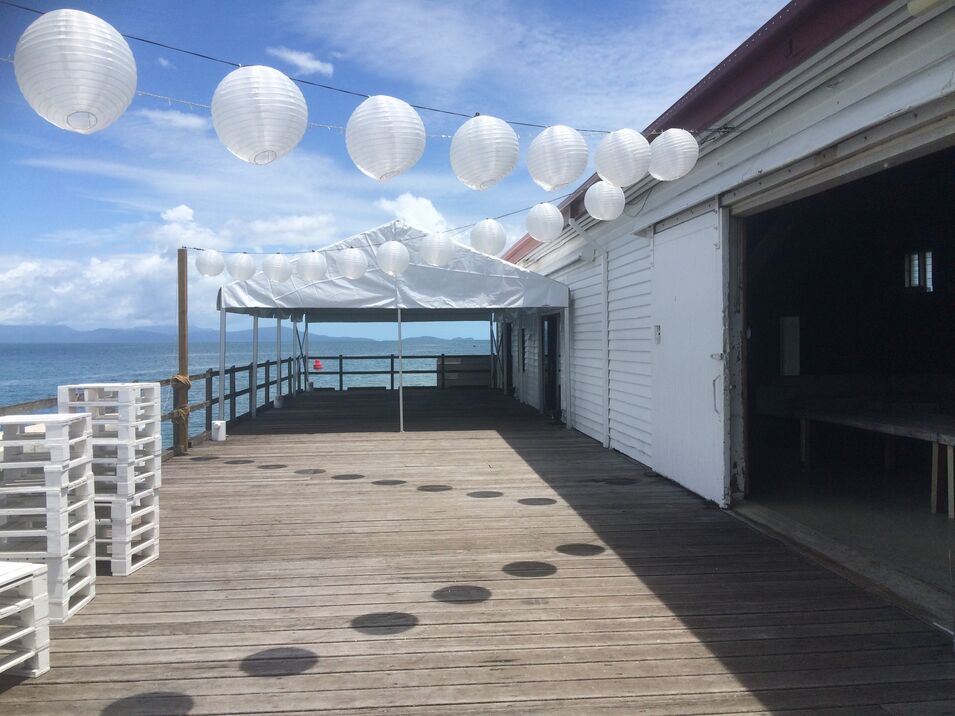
left=440, top=354, right=445, bottom=389
left=205, top=369, right=213, bottom=432
left=275, top=319, right=283, bottom=407
left=229, top=367, right=236, bottom=422
left=248, top=362, right=255, bottom=418
left=287, top=357, right=293, bottom=395
left=174, top=247, right=189, bottom=455
left=390, top=354, right=395, bottom=390
left=251, top=316, right=258, bottom=418
left=264, top=362, right=270, bottom=405
left=218, top=306, right=226, bottom=421
left=339, top=355, right=344, bottom=391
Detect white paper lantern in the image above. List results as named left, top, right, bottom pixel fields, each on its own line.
left=295, top=251, right=327, bottom=282
left=211, top=65, right=307, bottom=165
left=470, top=219, right=507, bottom=256
left=420, top=234, right=455, bottom=267
left=584, top=181, right=626, bottom=221
left=195, top=249, right=225, bottom=277
left=595, top=129, right=650, bottom=188
left=526, top=125, right=589, bottom=192
left=450, top=115, right=519, bottom=190
left=262, top=253, right=292, bottom=283
left=649, top=128, right=699, bottom=181
left=345, top=95, right=425, bottom=181
left=526, top=203, right=564, bottom=243
left=377, top=241, right=411, bottom=276
left=227, top=253, right=256, bottom=281
left=338, top=248, right=368, bottom=279
left=14, top=9, right=137, bottom=134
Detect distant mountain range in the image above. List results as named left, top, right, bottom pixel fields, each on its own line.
left=0, top=324, right=479, bottom=345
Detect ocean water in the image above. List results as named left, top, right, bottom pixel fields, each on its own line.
left=0, top=339, right=490, bottom=444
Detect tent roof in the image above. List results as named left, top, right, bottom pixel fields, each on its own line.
left=217, top=220, right=569, bottom=322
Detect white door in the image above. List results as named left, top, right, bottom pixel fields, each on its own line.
left=651, top=208, right=727, bottom=505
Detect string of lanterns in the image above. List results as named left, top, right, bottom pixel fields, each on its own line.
left=12, top=7, right=702, bottom=257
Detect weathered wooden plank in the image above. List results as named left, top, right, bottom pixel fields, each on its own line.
left=0, top=389, right=951, bottom=714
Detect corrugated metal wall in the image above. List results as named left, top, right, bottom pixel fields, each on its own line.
left=607, top=233, right=654, bottom=464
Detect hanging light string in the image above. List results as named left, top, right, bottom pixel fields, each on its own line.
left=186, top=191, right=575, bottom=255
left=0, top=0, right=734, bottom=139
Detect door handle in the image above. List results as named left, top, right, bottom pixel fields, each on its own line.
left=712, top=374, right=721, bottom=415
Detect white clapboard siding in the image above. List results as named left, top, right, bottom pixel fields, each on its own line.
left=554, top=261, right=604, bottom=442
left=511, top=311, right=541, bottom=411
left=607, top=233, right=654, bottom=463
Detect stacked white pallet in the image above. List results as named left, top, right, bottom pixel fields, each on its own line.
left=0, top=561, right=49, bottom=678
left=58, top=384, right=161, bottom=576
left=0, top=414, right=96, bottom=623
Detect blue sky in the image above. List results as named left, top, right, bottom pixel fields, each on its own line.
left=0, top=0, right=787, bottom=339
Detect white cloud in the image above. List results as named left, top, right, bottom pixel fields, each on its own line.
left=265, top=46, right=334, bottom=76
left=0, top=253, right=220, bottom=329
left=160, top=205, right=195, bottom=224
left=375, top=193, right=447, bottom=233
left=287, top=0, right=790, bottom=129
left=242, top=213, right=338, bottom=247
left=157, top=57, right=173, bottom=69
left=135, top=109, right=209, bottom=132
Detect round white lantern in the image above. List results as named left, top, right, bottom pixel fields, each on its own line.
left=338, top=248, right=368, bottom=279
left=450, top=115, right=519, bottom=190
left=584, top=180, right=626, bottom=221
left=345, top=95, right=425, bottom=181
left=295, top=251, right=327, bottom=282
left=377, top=241, right=411, bottom=276
left=195, top=249, right=225, bottom=277
left=227, top=253, right=256, bottom=281
left=211, top=65, right=307, bottom=165
left=470, top=219, right=507, bottom=256
left=649, top=128, right=699, bottom=181
left=526, top=203, right=564, bottom=243
left=262, top=253, right=292, bottom=283
left=595, top=129, right=650, bottom=187
left=14, top=9, right=137, bottom=134
left=526, top=125, right=588, bottom=191
left=420, top=234, right=455, bottom=267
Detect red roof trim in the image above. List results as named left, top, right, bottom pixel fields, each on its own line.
left=503, top=0, right=893, bottom=263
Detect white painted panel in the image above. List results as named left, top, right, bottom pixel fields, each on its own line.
left=513, top=311, right=541, bottom=410
left=651, top=210, right=726, bottom=505
left=607, top=233, right=654, bottom=464
left=554, top=261, right=604, bottom=441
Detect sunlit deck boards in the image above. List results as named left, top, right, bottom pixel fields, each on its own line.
left=1, top=388, right=953, bottom=714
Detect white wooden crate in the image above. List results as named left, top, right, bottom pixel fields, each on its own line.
left=92, top=436, right=162, bottom=464
left=94, top=489, right=157, bottom=522
left=89, top=417, right=161, bottom=443
left=98, top=533, right=159, bottom=577
left=57, top=383, right=161, bottom=408
left=0, top=561, right=50, bottom=678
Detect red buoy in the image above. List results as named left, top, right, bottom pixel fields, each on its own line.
left=313, top=359, right=323, bottom=370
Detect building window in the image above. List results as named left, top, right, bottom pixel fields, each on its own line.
left=904, top=251, right=934, bottom=292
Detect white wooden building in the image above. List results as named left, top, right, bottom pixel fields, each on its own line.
left=501, top=0, right=955, bottom=524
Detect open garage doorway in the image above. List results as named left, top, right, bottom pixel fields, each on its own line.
left=735, top=147, right=955, bottom=625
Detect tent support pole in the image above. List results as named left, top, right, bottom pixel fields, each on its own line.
left=275, top=318, right=283, bottom=408
left=218, top=306, right=226, bottom=421
left=251, top=316, right=258, bottom=418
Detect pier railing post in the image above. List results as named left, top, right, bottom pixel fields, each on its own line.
left=339, top=355, right=344, bottom=391
left=229, top=367, right=236, bottom=422
left=264, top=361, right=270, bottom=405
left=205, top=369, right=213, bottom=432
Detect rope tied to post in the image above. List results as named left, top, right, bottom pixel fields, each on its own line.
left=171, top=374, right=192, bottom=390
left=171, top=406, right=191, bottom=423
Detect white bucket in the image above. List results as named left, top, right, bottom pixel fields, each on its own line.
left=211, top=420, right=227, bottom=441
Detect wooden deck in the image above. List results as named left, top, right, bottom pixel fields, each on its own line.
left=2, top=388, right=954, bottom=714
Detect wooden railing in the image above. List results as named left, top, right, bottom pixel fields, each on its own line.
left=0, top=354, right=491, bottom=457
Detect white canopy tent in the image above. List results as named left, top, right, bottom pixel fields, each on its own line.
left=215, top=220, right=569, bottom=430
